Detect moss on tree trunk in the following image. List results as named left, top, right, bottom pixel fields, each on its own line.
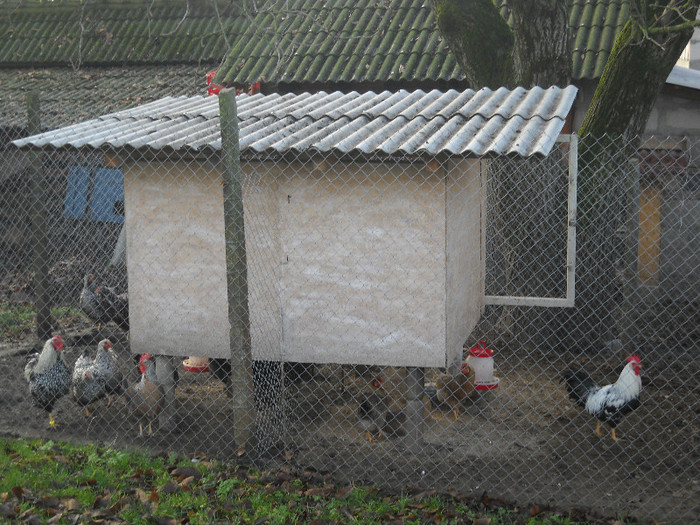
left=581, top=19, right=695, bottom=140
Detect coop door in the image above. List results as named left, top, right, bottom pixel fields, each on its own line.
left=482, top=135, right=578, bottom=308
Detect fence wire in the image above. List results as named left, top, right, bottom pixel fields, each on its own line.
left=1, top=101, right=698, bottom=523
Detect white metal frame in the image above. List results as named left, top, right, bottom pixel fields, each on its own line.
left=483, top=134, right=578, bottom=308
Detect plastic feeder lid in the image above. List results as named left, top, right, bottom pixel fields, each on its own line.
left=183, top=357, right=210, bottom=373
left=469, top=340, right=493, bottom=358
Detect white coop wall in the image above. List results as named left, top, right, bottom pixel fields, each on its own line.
left=246, top=158, right=484, bottom=367
left=123, top=160, right=230, bottom=359
left=123, top=155, right=484, bottom=368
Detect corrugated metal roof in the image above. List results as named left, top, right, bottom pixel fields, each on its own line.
left=667, top=65, right=700, bottom=90
left=13, top=86, right=578, bottom=157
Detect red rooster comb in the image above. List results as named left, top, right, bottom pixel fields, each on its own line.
left=627, top=354, right=641, bottom=364
left=52, top=335, right=63, bottom=351
left=139, top=353, right=152, bottom=374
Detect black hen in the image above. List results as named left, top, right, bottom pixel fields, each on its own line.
left=357, top=377, right=406, bottom=441
left=79, top=273, right=129, bottom=331
left=96, top=284, right=129, bottom=331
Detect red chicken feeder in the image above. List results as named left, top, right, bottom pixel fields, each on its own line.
left=183, top=356, right=209, bottom=373
left=466, top=340, right=499, bottom=391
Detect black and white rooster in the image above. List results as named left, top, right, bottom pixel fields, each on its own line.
left=562, top=354, right=642, bottom=441
left=24, top=335, right=72, bottom=429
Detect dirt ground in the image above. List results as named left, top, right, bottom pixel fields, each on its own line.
left=1, top=311, right=698, bottom=524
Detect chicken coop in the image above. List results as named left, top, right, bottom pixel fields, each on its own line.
left=13, top=87, right=578, bottom=370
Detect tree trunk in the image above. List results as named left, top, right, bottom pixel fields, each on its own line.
left=431, top=0, right=514, bottom=87
left=581, top=14, right=697, bottom=139
left=508, top=0, right=570, bottom=87
left=433, top=0, right=572, bottom=347
left=570, top=3, right=698, bottom=350
left=431, top=0, right=570, bottom=88
left=433, top=0, right=698, bottom=351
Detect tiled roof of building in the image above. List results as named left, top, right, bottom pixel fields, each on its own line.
left=1, top=0, right=631, bottom=84
left=0, top=0, right=237, bottom=66
left=0, top=65, right=210, bottom=131
left=214, top=0, right=631, bottom=86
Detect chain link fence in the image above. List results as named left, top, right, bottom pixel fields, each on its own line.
left=1, top=96, right=698, bottom=522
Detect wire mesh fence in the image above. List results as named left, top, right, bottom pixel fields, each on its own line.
left=1, top=96, right=698, bottom=523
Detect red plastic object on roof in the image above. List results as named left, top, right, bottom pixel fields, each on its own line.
left=206, top=71, right=223, bottom=96
left=207, top=72, right=260, bottom=96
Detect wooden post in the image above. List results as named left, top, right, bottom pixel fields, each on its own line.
left=219, top=88, right=255, bottom=445
left=620, top=157, right=641, bottom=354
left=27, top=91, right=52, bottom=342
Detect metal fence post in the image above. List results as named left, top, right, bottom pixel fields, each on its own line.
left=219, top=88, right=255, bottom=446
left=620, top=157, right=641, bottom=354
left=27, top=91, right=52, bottom=343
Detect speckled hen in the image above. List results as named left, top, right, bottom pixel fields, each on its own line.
left=71, top=339, right=124, bottom=416
left=24, top=335, right=72, bottom=429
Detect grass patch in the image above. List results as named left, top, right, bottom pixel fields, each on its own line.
left=0, top=302, right=88, bottom=340
left=0, top=301, right=35, bottom=338
left=0, top=437, right=631, bottom=524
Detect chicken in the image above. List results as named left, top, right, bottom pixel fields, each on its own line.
left=96, top=339, right=125, bottom=404
left=357, top=377, right=406, bottom=442
left=96, top=284, right=129, bottom=331
left=79, top=273, right=129, bottom=331
left=209, top=358, right=232, bottom=398
left=429, top=363, right=475, bottom=420
left=24, top=335, right=72, bottom=429
left=71, top=339, right=124, bottom=417
left=79, top=274, right=102, bottom=324
left=562, top=354, right=642, bottom=441
left=125, top=353, right=164, bottom=436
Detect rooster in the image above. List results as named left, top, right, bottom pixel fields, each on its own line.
left=71, top=339, right=124, bottom=417
left=24, top=335, right=72, bottom=429
left=426, top=363, right=475, bottom=420
left=357, top=376, right=406, bottom=442
left=126, top=353, right=164, bottom=436
left=562, top=354, right=642, bottom=441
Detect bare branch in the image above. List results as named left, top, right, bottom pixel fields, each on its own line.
left=160, top=0, right=190, bottom=38
left=70, top=0, right=85, bottom=72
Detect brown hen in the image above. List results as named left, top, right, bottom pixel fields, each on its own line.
left=435, top=363, right=475, bottom=420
